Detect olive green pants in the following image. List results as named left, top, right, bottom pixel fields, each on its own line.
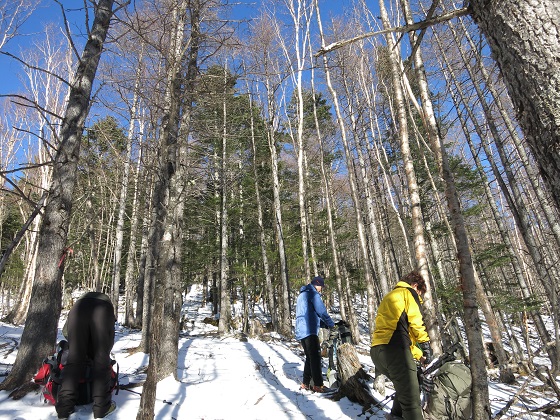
left=371, top=345, right=423, bottom=420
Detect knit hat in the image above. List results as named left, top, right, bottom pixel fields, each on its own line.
left=311, top=276, right=325, bottom=287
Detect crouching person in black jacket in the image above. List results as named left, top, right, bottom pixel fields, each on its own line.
left=56, top=292, right=116, bottom=419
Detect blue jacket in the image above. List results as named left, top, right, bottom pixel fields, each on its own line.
left=295, top=284, right=335, bottom=340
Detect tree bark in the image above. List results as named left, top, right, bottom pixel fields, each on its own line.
left=315, top=0, right=377, bottom=335
left=0, top=0, right=114, bottom=393
left=469, top=0, right=560, bottom=211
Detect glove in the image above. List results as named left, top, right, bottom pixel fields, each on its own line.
left=419, top=341, right=432, bottom=365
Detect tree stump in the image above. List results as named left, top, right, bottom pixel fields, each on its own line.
left=330, top=342, right=379, bottom=410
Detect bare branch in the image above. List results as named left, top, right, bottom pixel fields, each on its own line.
left=0, top=51, right=70, bottom=87
left=315, top=7, right=470, bottom=56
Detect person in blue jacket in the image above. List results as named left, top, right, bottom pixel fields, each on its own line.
left=295, top=275, right=335, bottom=392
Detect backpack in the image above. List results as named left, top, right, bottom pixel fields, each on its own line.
left=326, top=320, right=353, bottom=388
left=424, top=361, right=472, bottom=420
left=34, top=340, right=119, bottom=405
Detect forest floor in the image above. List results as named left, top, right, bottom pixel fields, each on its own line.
left=0, top=285, right=558, bottom=419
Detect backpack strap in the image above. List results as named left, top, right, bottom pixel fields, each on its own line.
left=395, top=285, right=422, bottom=308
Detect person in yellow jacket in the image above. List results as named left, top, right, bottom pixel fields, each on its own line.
left=370, top=271, right=432, bottom=420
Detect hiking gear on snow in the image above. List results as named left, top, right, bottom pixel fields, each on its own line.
left=55, top=293, right=116, bottom=419
left=311, top=276, right=325, bottom=287
left=300, top=335, right=324, bottom=387
left=371, top=281, right=429, bottom=350
left=424, top=361, right=472, bottom=420
left=326, top=320, right=353, bottom=388
left=312, top=385, right=332, bottom=393
left=300, top=383, right=310, bottom=390
left=57, top=407, right=74, bottom=419
left=95, top=400, right=117, bottom=418
left=371, top=343, right=423, bottom=420
left=419, top=341, right=432, bottom=365
left=295, top=284, right=335, bottom=340
left=33, top=340, right=118, bottom=407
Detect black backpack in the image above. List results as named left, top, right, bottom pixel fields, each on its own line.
left=34, top=340, right=119, bottom=405
left=326, top=320, right=353, bottom=387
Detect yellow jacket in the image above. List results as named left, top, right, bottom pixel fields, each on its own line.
left=371, top=281, right=429, bottom=360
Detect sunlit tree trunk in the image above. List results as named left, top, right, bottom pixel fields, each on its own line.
left=283, top=0, right=313, bottom=282
left=376, top=0, right=437, bottom=342
left=110, top=47, right=143, bottom=313
left=137, top=0, right=204, bottom=415
left=0, top=0, right=115, bottom=393
left=218, top=64, right=232, bottom=334
left=469, top=0, right=560, bottom=211
left=245, top=77, right=277, bottom=329
left=250, top=16, right=291, bottom=334
left=306, top=37, right=357, bottom=336
left=315, top=0, right=376, bottom=334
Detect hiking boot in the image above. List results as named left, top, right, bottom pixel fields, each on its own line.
left=311, top=385, right=331, bottom=393
left=58, top=409, right=74, bottom=419
left=300, top=383, right=310, bottom=391
left=95, top=401, right=117, bottom=418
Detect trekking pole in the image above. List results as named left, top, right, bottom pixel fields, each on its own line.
left=422, top=341, right=462, bottom=376
left=118, top=386, right=173, bottom=405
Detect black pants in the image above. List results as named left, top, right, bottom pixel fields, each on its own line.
left=300, top=335, right=323, bottom=387
left=56, top=297, right=115, bottom=418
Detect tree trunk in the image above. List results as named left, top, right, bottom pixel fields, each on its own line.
left=376, top=0, right=441, bottom=350
left=137, top=0, right=194, bottom=416
left=331, top=343, right=378, bottom=409
left=0, top=0, right=114, bottom=393
left=245, top=81, right=277, bottom=330
left=218, top=65, right=232, bottom=334
left=111, top=47, right=143, bottom=313
left=315, top=0, right=377, bottom=335
left=469, top=0, right=560, bottom=211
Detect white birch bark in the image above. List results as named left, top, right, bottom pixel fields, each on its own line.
left=314, top=0, right=377, bottom=334
left=110, top=47, right=143, bottom=312
left=245, top=79, right=277, bottom=329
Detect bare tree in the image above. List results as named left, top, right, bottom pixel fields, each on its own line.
left=0, top=0, right=116, bottom=394
left=0, top=0, right=39, bottom=50
left=247, top=11, right=291, bottom=335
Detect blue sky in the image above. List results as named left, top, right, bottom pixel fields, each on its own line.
left=0, top=1, right=357, bottom=97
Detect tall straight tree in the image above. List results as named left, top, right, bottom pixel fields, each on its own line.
left=375, top=0, right=440, bottom=344
left=137, top=0, right=200, bottom=416
left=0, top=0, right=115, bottom=393
left=247, top=12, right=291, bottom=335
left=399, top=0, right=493, bottom=412
left=314, top=0, right=377, bottom=334
left=281, top=0, right=314, bottom=282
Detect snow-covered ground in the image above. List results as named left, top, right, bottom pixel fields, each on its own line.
left=0, top=285, right=557, bottom=419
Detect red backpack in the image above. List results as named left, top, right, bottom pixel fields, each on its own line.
left=34, top=340, right=119, bottom=405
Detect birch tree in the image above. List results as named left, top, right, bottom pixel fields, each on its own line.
left=247, top=11, right=291, bottom=335
left=314, top=0, right=377, bottom=334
